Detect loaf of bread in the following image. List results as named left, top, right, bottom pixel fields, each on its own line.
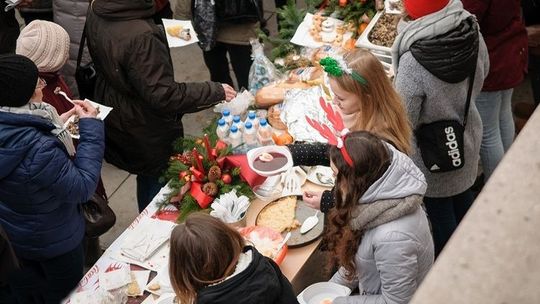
left=255, top=82, right=312, bottom=108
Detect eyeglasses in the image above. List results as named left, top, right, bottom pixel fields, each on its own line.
left=37, top=78, right=47, bottom=89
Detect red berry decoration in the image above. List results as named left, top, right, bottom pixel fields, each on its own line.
left=175, top=152, right=193, bottom=165
left=179, top=171, right=191, bottom=182
left=221, top=173, right=232, bottom=184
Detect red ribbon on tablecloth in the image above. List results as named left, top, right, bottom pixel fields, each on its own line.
left=189, top=182, right=214, bottom=209
left=188, top=140, right=266, bottom=209
left=221, top=154, right=266, bottom=187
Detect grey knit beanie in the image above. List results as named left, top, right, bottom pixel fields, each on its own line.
left=16, top=20, right=70, bottom=73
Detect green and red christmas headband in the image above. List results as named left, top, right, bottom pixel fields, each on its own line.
left=320, top=56, right=368, bottom=87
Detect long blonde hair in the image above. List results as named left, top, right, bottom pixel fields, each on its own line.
left=331, top=49, right=412, bottom=154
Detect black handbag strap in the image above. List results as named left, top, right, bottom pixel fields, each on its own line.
left=251, top=0, right=267, bottom=25
left=76, top=24, right=87, bottom=70
left=463, top=52, right=478, bottom=126
left=415, top=57, right=478, bottom=129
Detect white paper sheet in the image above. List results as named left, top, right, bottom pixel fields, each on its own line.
left=162, top=19, right=199, bottom=48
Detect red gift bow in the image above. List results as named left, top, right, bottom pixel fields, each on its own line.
left=188, top=139, right=266, bottom=209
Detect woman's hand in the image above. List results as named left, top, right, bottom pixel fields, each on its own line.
left=17, top=0, right=33, bottom=8
left=73, top=100, right=98, bottom=119
left=303, top=190, right=322, bottom=210
left=221, top=84, right=237, bottom=101
left=527, top=25, right=540, bottom=47
left=59, top=107, right=77, bottom=124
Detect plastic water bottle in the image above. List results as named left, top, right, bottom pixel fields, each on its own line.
left=222, top=109, right=233, bottom=126
left=243, top=121, right=257, bottom=149
left=246, top=111, right=260, bottom=130
left=232, top=115, right=244, bottom=132
left=216, top=118, right=229, bottom=140
left=228, top=125, right=242, bottom=149
left=257, top=118, right=273, bottom=146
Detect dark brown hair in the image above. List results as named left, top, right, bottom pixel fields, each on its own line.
left=169, top=213, right=245, bottom=304
left=326, top=131, right=392, bottom=279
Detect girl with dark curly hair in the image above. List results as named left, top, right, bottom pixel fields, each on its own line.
left=323, top=131, right=433, bottom=304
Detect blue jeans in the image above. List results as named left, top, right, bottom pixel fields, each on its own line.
left=530, top=54, right=540, bottom=106
left=424, top=190, right=474, bottom=257
left=136, top=175, right=164, bottom=212
left=475, top=89, right=515, bottom=180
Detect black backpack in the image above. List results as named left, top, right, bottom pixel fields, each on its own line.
left=215, top=0, right=264, bottom=24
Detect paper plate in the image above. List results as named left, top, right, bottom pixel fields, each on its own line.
left=239, top=226, right=288, bottom=265
left=155, top=293, right=178, bottom=304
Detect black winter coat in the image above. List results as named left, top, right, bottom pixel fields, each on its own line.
left=86, top=0, right=225, bottom=177
left=0, top=2, right=19, bottom=54
left=197, top=247, right=298, bottom=304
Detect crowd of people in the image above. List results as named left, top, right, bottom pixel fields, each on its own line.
left=0, top=0, right=539, bottom=303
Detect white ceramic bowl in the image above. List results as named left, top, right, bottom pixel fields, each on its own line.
left=297, top=282, right=352, bottom=304
left=246, top=146, right=293, bottom=177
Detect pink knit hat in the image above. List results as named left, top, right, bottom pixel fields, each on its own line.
left=403, top=0, right=450, bottom=20
left=16, top=20, right=70, bottom=73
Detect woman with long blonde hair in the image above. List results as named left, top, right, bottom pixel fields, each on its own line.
left=288, top=49, right=412, bottom=212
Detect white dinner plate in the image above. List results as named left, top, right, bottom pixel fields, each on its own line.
left=306, top=166, right=335, bottom=187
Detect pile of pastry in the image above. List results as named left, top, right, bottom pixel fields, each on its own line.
left=309, top=14, right=346, bottom=45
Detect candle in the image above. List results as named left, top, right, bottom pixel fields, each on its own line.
left=203, top=134, right=214, bottom=162
left=192, top=148, right=205, bottom=174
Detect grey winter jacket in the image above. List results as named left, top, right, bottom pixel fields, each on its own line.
left=53, top=0, right=90, bottom=97
left=330, top=144, right=434, bottom=304
left=393, top=0, right=489, bottom=198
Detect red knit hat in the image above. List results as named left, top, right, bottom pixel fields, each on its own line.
left=403, top=0, right=450, bottom=19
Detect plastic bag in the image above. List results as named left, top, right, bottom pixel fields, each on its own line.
left=214, top=90, right=254, bottom=116
left=248, top=39, right=281, bottom=94
left=280, top=86, right=332, bottom=143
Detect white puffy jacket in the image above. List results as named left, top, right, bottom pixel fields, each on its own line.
left=330, top=145, right=434, bottom=304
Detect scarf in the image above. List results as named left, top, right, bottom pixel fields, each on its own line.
left=349, top=194, right=423, bottom=231
left=0, top=102, right=76, bottom=156
left=391, top=0, right=472, bottom=79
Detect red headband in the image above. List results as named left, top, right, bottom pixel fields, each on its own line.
left=305, top=98, right=354, bottom=167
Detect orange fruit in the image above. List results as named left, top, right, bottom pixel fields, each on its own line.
left=358, top=22, right=369, bottom=35
left=272, top=131, right=294, bottom=146
left=344, top=38, right=357, bottom=50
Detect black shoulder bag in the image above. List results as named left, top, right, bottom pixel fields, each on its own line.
left=415, top=66, right=477, bottom=173
left=82, top=192, right=116, bottom=238
left=75, top=24, right=97, bottom=100
left=214, top=0, right=264, bottom=24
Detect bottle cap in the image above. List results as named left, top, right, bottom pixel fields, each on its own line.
left=218, top=118, right=226, bottom=126
left=248, top=112, right=256, bottom=119
left=222, top=109, right=230, bottom=116
left=230, top=125, right=238, bottom=133
left=245, top=121, right=253, bottom=129
left=259, top=118, right=267, bottom=126
left=233, top=115, right=241, bottom=123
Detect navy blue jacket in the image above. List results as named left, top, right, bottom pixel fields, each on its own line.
left=0, top=111, right=104, bottom=260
